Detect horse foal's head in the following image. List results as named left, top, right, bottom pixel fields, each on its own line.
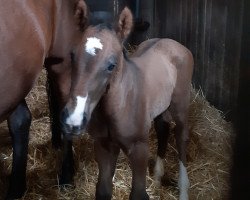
left=60, top=7, right=133, bottom=137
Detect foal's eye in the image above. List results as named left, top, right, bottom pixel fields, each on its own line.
left=107, top=63, right=116, bottom=72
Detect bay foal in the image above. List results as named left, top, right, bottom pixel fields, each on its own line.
left=61, top=7, right=193, bottom=200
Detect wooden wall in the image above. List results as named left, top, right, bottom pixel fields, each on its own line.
left=132, top=0, right=246, bottom=115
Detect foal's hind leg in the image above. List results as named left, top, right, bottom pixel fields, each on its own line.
left=170, top=103, right=190, bottom=200
left=94, top=138, right=120, bottom=200
left=153, top=111, right=171, bottom=186
left=6, top=100, right=31, bottom=199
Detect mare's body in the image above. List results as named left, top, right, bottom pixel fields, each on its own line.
left=0, top=0, right=52, bottom=120
left=0, top=1, right=87, bottom=198
left=60, top=7, right=193, bottom=200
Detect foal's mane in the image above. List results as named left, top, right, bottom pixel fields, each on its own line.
left=95, top=23, right=113, bottom=32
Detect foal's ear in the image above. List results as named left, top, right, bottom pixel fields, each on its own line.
left=116, top=7, right=133, bottom=42
left=74, top=0, right=88, bottom=31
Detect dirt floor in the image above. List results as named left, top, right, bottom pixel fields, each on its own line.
left=0, top=70, right=233, bottom=200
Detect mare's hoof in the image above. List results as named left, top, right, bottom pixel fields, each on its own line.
left=59, top=177, right=74, bottom=186
left=129, top=192, right=149, bottom=200
left=59, top=172, right=74, bottom=186
left=95, top=193, right=112, bottom=200
left=59, top=164, right=75, bottom=186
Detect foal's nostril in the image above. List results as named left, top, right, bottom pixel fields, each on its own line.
left=72, top=126, right=82, bottom=134
left=82, top=113, right=87, bottom=125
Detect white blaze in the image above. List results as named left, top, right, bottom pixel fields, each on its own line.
left=178, top=161, right=190, bottom=200
left=154, top=156, right=164, bottom=186
left=85, top=37, right=103, bottom=56
left=66, top=95, right=88, bottom=126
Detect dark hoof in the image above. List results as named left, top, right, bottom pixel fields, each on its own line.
left=129, top=192, right=149, bottom=200
left=59, top=173, right=74, bottom=186
left=96, top=193, right=112, bottom=200
left=59, top=165, right=75, bottom=186
left=60, top=161, right=75, bottom=185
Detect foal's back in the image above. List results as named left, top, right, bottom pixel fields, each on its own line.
left=129, top=39, right=193, bottom=119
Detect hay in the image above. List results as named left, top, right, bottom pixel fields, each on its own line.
left=0, top=69, right=233, bottom=200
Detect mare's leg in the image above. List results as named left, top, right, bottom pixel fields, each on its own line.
left=46, top=65, right=71, bottom=149
left=59, top=138, right=75, bottom=185
left=95, top=138, right=120, bottom=200
left=128, top=141, right=149, bottom=200
left=46, top=72, right=62, bottom=149
left=6, top=100, right=31, bottom=199
left=153, top=112, right=171, bottom=185
left=170, top=103, right=190, bottom=200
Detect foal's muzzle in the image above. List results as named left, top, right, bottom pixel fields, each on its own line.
left=60, top=107, right=87, bottom=138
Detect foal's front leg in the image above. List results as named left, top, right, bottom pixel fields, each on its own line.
left=94, top=138, right=120, bottom=200
left=6, top=100, right=31, bottom=199
left=127, top=141, right=149, bottom=200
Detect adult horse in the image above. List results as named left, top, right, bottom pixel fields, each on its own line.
left=0, top=0, right=87, bottom=199
left=60, top=7, right=193, bottom=200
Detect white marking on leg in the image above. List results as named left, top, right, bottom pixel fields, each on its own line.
left=178, top=161, right=190, bottom=200
left=154, top=156, right=164, bottom=186
left=66, top=95, right=88, bottom=126
left=85, top=37, right=103, bottom=56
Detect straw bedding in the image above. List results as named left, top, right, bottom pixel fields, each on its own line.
left=0, top=70, right=233, bottom=200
